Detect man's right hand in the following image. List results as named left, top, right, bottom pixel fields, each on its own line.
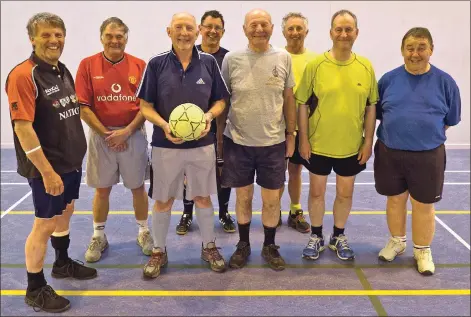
left=41, top=170, right=64, bottom=196
left=162, top=123, right=184, bottom=144
left=299, top=138, right=312, bottom=164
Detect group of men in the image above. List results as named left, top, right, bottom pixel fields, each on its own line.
left=6, top=7, right=461, bottom=313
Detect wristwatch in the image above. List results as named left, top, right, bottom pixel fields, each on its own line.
left=285, top=131, right=297, bottom=136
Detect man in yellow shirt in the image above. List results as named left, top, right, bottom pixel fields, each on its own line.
left=278, top=12, right=316, bottom=234
left=295, top=10, right=378, bottom=261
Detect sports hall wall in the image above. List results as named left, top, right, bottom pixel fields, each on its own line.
left=1, top=1, right=470, bottom=148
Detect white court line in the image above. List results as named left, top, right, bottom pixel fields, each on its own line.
left=435, top=216, right=470, bottom=250
left=1, top=190, right=32, bottom=219
left=1, top=182, right=470, bottom=186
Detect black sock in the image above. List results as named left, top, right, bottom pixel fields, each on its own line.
left=218, top=187, right=231, bottom=218
left=50, top=234, right=70, bottom=266
left=183, top=185, right=194, bottom=216
left=27, top=269, right=47, bottom=292
left=263, top=225, right=277, bottom=246
left=311, top=225, right=323, bottom=237
left=238, top=222, right=251, bottom=244
left=333, top=226, right=345, bottom=238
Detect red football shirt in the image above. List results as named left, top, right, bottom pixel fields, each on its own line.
left=75, top=52, right=146, bottom=127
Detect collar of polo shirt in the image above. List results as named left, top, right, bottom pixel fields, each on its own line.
left=30, top=51, right=65, bottom=76
left=169, top=45, right=201, bottom=63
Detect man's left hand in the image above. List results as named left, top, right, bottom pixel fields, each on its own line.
left=105, top=128, right=132, bottom=147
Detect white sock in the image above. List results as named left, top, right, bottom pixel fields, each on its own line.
left=93, top=222, right=106, bottom=238
left=137, top=219, right=149, bottom=234
left=393, top=235, right=406, bottom=242
left=414, top=244, right=430, bottom=249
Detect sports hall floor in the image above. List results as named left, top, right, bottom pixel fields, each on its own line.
left=1, top=148, right=469, bottom=316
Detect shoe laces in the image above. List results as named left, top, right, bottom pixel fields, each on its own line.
left=387, top=237, right=404, bottom=250
left=266, top=244, right=281, bottom=258
left=416, top=248, right=432, bottom=261
left=220, top=213, right=234, bottom=224
left=148, top=250, right=165, bottom=267
left=179, top=214, right=192, bottom=225
left=88, top=237, right=102, bottom=251
left=235, top=240, right=249, bottom=250
left=335, top=235, right=351, bottom=250
left=295, top=212, right=307, bottom=223
left=31, top=285, right=58, bottom=312
left=307, top=235, right=321, bottom=249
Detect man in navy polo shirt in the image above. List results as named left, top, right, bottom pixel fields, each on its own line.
left=137, top=12, right=230, bottom=279
left=176, top=9, right=235, bottom=235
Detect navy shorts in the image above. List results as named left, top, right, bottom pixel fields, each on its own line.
left=288, top=132, right=304, bottom=165
left=28, top=168, right=82, bottom=219
left=221, top=136, right=286, bottom=190
left=304, top=153, right=366, bottom=177
left=374, top=140, right=446, bottom=204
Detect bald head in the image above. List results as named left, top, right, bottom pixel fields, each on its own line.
left=170, top=12, right=196, bottom=27
left=244, top=9, right=272, bottom=26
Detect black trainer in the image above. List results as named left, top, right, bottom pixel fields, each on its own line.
left=176, top=214, right=192, bottom=235
left=51, top=258, right=97, bottom=280
left=229, top=241, right=251, bottom=269
left=261, top=244, right=286, bottom=271
left=219, top=213, right=236, bottom=233
left=25, top=285, right=71, bottom=313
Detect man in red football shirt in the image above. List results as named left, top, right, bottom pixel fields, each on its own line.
left=75, top=17, right=152, bottom=262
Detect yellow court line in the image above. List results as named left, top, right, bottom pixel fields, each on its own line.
left=1, top=289, right=469, bottom=297
left=1, top=210, right=470, bottom=216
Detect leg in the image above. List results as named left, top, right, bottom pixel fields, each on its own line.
left=287, top=162, right=310, bottom=233
left=25, top=217, right=71, bottom=313
left=177, top=182, right=194, bottom=235
left=378, top=191, right=409, bottom=261
left=410, top=197, right=436, bottom=275
left=84, top=187, right=112, bottom=263
left=332, top=174, right=355, bottom=232
left=132, top=184, right=152, bottom=255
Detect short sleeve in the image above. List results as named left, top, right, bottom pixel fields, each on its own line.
left=209, top=56, right=230, bottom=104
left=368, top=64, right=379, bottom=106
left=75, top=59, right=93, bottom=106
left=284, top=53, right=295, bottom=89
left=136, top=59, right=158, bottom=104
left=444, top=77, right=461, bottom=126
left=221, top=54, right=231, bottom=94
left=295, top=59, right=315, bottom=105
left=6, top=68, right=37, bottom=122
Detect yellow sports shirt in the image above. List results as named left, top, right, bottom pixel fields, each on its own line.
left=295, top=51, right=379, bottom=158
left=288, top=48, right=317, bottom=92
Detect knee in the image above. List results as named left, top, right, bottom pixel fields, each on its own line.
left=193, top=196, right=212, bottom=207
left=32, top=218, right=57, bottom=238
left=96, top=187, right=112, bottom=199
left=154, top=199, right=173, bottom=212
left=309, top=189, right=325, bottom=200
left=336, top=192, right=353, bottom=202
left=288, top=163, right=302, bottom=177
left=262, top=200, right=279, bottom=212
left=131, top=185, right=146, bottom=196
left=236, top=195, right=252, bottom=210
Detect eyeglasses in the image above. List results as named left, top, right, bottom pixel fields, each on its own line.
left=201, top=24, right=224, bottom=32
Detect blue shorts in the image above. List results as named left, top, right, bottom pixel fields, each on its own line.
left=27, top=168, right=82, bottom=219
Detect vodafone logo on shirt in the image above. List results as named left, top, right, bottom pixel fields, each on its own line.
left=96, top=83, right=136, bottom=102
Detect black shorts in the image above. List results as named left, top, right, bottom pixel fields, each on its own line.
left=221, top=136, right=286, bottom=190
left=303, top=153, right=366, bottom=176
left=27, top=168, right=82, bottom=219
left=373, top=140, right=446, bottom=204
left=288, top=132, right=304, bottom=165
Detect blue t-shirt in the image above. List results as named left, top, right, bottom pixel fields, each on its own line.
left=137, top=46, right=230, bottom=148
left=196, top=45, right=229, bottom=134
left=376, top=65, right=461, bottom=151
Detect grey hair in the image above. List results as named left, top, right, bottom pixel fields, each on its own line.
left=100, top=17, right=129, bottom=39
left=281, top=12, right=308, bottom=30
left=331, top=9, right=358, bottom=29
left=26, top=12, right=66, bottom=38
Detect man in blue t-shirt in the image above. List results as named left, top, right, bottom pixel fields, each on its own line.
left=137, top=12, right=230, bottom=279
left=176, top=10, right=235, bottom=235
left=374, top=27, right=461, bottom=276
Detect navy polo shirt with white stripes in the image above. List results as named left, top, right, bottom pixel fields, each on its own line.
left=137, top=46, right=229, bottom=149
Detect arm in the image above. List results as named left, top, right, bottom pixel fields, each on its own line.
left=363, top=105, right=376, bottom=145
left=297, top=103, right=311, bottom=161
left=80, top=105, right=109, bottom=137
left=140, top=99, right=183, bottom=144
left=283, top=87, right=296, bottom=133
left=14, top=120, right=64, bottom=195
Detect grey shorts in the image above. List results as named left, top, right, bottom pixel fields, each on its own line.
left=149, top=145, right=217, bottom=202
left=85, top=127, right=150, bottom=189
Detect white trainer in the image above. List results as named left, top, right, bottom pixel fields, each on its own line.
left=84, top=234, right=109, bottom=263
left=379, top=236, right=406, bottom=262
left=413, top=247, right=435, bottom=275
